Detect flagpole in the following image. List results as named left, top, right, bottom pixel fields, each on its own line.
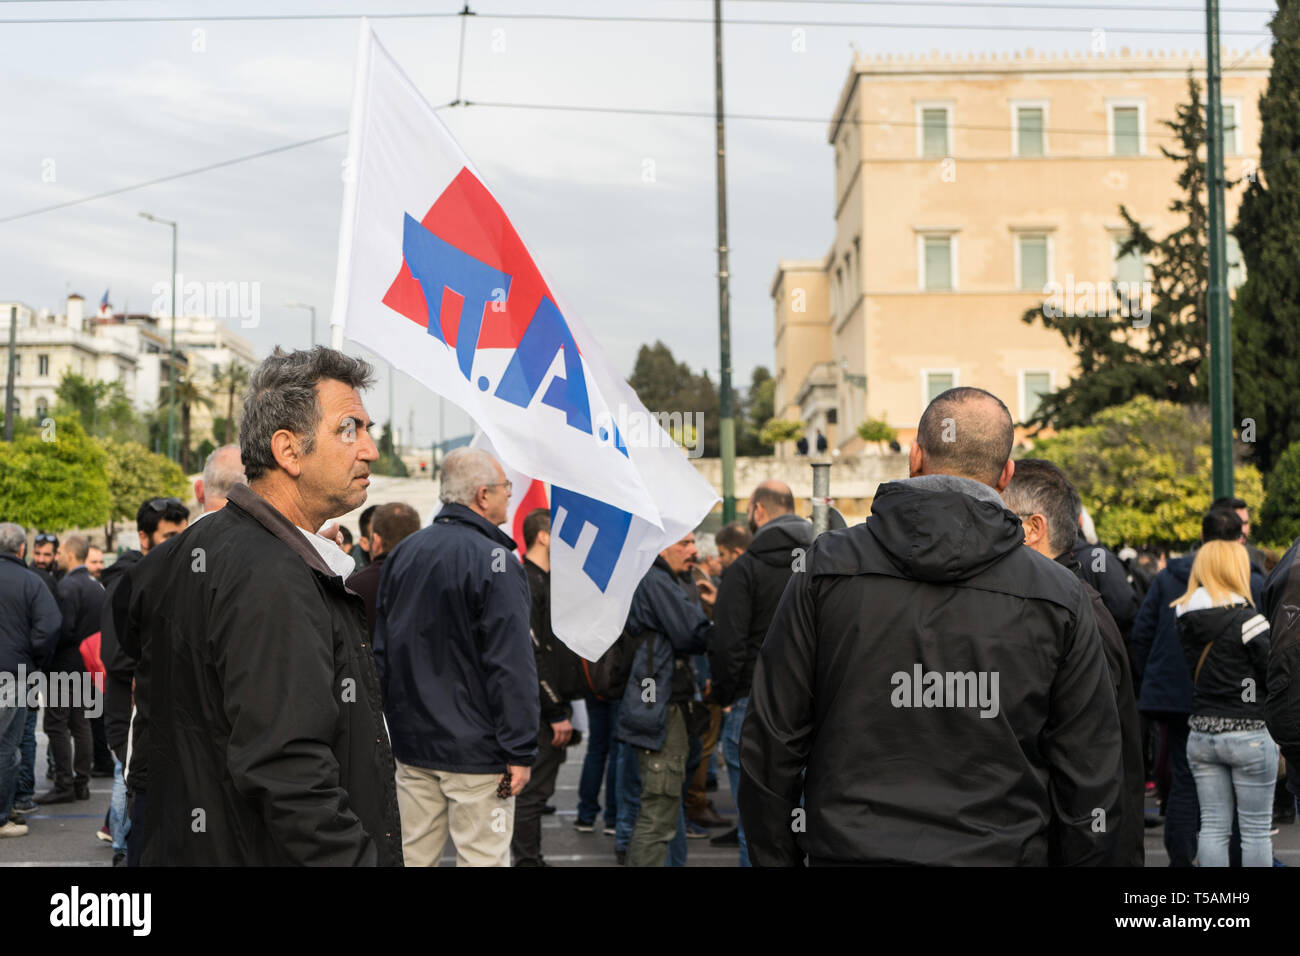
left=330, top=18, right=372, bottom=356
left=713, top=0, right=736, bottom=524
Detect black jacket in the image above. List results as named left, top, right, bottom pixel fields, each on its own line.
left=53, top=566, right=103, bottom=666
left=1264, top=539, right=1300, bottom=767
left=524, top=558, right=580, bottom=724
left=375, top=503, right=538, bottom=773
left=709, top=513, right=813, bottom=707
left=1177, top=592, right=1270, bottom=720
left=0, top=552, right=61, bottom=673
left=739, top=475, right=1123, bottom=867
left=100, top=549, right=146, bottom=757
left=1055, top=549, right=1145, bottom=866
left=346, top=551, right=386, bottom=643
left=127, top=483, right=402, bottom=866
left=1071, top=536, right=1139, bottom=640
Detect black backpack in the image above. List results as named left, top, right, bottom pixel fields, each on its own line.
left=581, top=628, right=653, bottom=701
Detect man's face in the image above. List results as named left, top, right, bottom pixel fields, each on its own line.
left=297, top=380, right=379, bottom=520
left=56, top=544, right=76, bottom=571
left=1237, top=507, right=1251, bottom=540
left=32, top=542, right=55, bottom=570
left=660, top=534, right=698, bottom=575
left=718, top=544, right=743, bottom=570
left=480, top=462, right=511, bottom=527
left=86, top=548, right=104, bottom=578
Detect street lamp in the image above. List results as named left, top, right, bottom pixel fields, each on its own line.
left=140, top=211, right=178, bottom=463
left=285, top=302, right=317, bottom=348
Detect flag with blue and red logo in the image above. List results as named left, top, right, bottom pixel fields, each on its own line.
left=330, top=24, right=718, bottom=659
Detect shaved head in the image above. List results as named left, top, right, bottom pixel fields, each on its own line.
left=914, top=387, right=1014, bottom=487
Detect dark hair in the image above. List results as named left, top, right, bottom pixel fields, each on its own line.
left=359, top=504, right=378, bottom=538
left=523, top=508, right=551, bottom=549
left=240, top=347, right=376, bottom=482
left=916, top=387, right=1014, bottom=486
left=372, top=502, right=421, bottom=553
left=716, top=521, right=752, bottom=552
left=338, top=526, right=353, bottom=546
left=1211, top=496, right=1248, bottom=513
left=1203, top=507, right=1244, bottom=543
left=751, top=483, right=795, bottom=516
left=1001, top=459, right=1079, bottom=557
left=63, top=534, right=90, bottom=563
left=137, top=497, right=190, bottom=536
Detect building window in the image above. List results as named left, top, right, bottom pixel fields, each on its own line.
left=1220, top=99, right=1242, bottom=157
left=924, top=370, right=956, bottom=405
left=1015, top=104, right=1045, bottom=157
left=35, top=397, right=48, bottom=419
left=919, top=105, right=951, bottom=158
left=1021, top=371, right=1053, bottom=422
left=1113, top=236, right=1146, bottom=285
left=1109, top=102, right=1143, bottom=156
left=1227, top=234, right=1245, bottom=290
left=1017, top=234, right=1050, bottom=291
left=37, top=354, right=49, bottom=377
left=920, top=235, right=954, bottom=290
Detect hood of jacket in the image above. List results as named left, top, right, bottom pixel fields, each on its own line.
left=750, top=513, right=815, bottom=567
left=101, top=548, right=143, bottom=591
left=866, top=474, right=1025, bottom=583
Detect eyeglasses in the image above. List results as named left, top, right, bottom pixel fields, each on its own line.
left=34, top=533, right=58, bottom=545
left=146, top=497, right=185, bottom=513
left=485, top=481, right=513, bottom=494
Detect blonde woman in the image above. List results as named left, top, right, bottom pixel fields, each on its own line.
left=1173, top=540, right=1275, bottom=867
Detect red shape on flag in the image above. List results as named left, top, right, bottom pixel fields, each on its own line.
left=510, top=478, right=550, bottom=558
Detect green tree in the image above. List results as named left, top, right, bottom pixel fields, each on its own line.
left=53, top=370, right=141, bottom=443
left=1023, top=76, right=1218, bottom=430
left=1260, top=441, right=1300, bottom=548
left=627, top=341, right=721, bottom=457
left=737, top=366, right=775, bottom=456
left=0, top=417, right=111, bottom=532
left=97, top=437, right=189, bottom=544
left=373, top=421, right=409, bottom=477
left=1231, top=1, right=1300, bottom=474
left=759, top=418, right=805, bottom=447
left=857, top=416, right=898, bottom=451
left=1032, top=396, right=1262, bottom=548
left=211, top=360, right=250, bottom=446
left=158, top=373, right=213, bottom=472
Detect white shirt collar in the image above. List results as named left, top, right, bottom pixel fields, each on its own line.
left=297, top=527, right=356, bottom=579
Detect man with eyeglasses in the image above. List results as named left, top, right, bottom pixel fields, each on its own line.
left=375, top=446, right=538, bottom=867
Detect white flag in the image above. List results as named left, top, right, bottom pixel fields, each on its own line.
left=331, top=23, right=718, bottom=659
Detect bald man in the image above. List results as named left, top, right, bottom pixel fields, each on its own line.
left=709, top=479, right=813, bottom=865
left=194, top=444, right=247, bottom=516
left=741, top=387, right=1123, bottom=867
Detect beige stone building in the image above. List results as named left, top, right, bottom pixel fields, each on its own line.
left=773, top=48, right=1269, bottom=454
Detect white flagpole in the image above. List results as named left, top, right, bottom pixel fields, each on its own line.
left=329, top=17, right=372, bottom=353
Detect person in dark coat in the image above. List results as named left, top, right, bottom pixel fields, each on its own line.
left=740, top=387, right=1123, bottom=866
left=0, top=522, right=61, bottom=836
left=709, top=480, right=813, bottom=866
left=1130, top=506, right=1265, bottom=867
left=1002, top=459, right=1145, bottom=865
left=346, top=501, right=420, bottom=642
left=126, top=346, right=401, bottom=866
left=1071, top=531, right=1140, bottom=643
left=375, top=446, right=537, bottom=868
left=38, top=534, right=103, bottom=804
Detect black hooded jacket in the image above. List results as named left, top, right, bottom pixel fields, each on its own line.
left=739, top=475, right=1124, bottom=867
left=709, top=512, right=814, bottom=707
left=1176, top=592, right=1270, bottom=721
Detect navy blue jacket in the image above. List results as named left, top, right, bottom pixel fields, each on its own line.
left=616, top=557, right=712, bottom=751
left=375, top=503, right=538, bottom=773
left=0, top=552, right=61, bottom=673
left=1131, top=549, right=1264, bottom=714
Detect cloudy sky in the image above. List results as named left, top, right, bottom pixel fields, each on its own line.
left=0, top=0, right=1273, bottom=446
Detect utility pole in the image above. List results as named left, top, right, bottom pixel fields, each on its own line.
left=713, top=0, right=736, bottom=523
left=141, top=211, right=179, bottom=463
left=3, top=306, right=16, bottom=441
left=1205, top=0, right=1234, bottom=499
left=286, top=302, right=317, bottom=347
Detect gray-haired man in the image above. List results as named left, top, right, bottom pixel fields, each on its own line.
left=125, top=347, right=402, bottom=865
left=375, top=446, right=538, bottom=867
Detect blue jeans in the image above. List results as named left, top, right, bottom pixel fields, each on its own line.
left=577, top=694, right=619, bottom=827
left=16, top=706, right=37, bottom=801
left=109, top=756, right=130, bottom=853
left=1188, top=728, right=1277, bottom=867
left=0, top=703, right=28, bottom=819
left=615, top=741, right=640, bottom=852
left=722, top=697, right=751, bottom=866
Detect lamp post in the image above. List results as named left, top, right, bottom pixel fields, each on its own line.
left=140, top=211, right=178, bottom=463
left=286, top=302, right=317, bottom=348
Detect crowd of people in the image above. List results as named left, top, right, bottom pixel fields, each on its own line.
left=2, top=346, right=1299, bottom=867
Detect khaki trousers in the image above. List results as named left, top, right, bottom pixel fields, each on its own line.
left=395, top=760, right=514, bottom=867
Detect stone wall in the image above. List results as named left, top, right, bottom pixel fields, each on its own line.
left=691, top=453, right=910, bottom=524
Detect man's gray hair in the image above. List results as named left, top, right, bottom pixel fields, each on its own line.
left=1001, top=459, right=1079, bottom=559
left=695, top=532, right=718, bottom=560
left=440, top=447, right=501, bottom=507
left=0, top=522, right=25, bottom=556
left=240, top=347, right=375, bottom=482
left=203, top=444, right=247, bottom=502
